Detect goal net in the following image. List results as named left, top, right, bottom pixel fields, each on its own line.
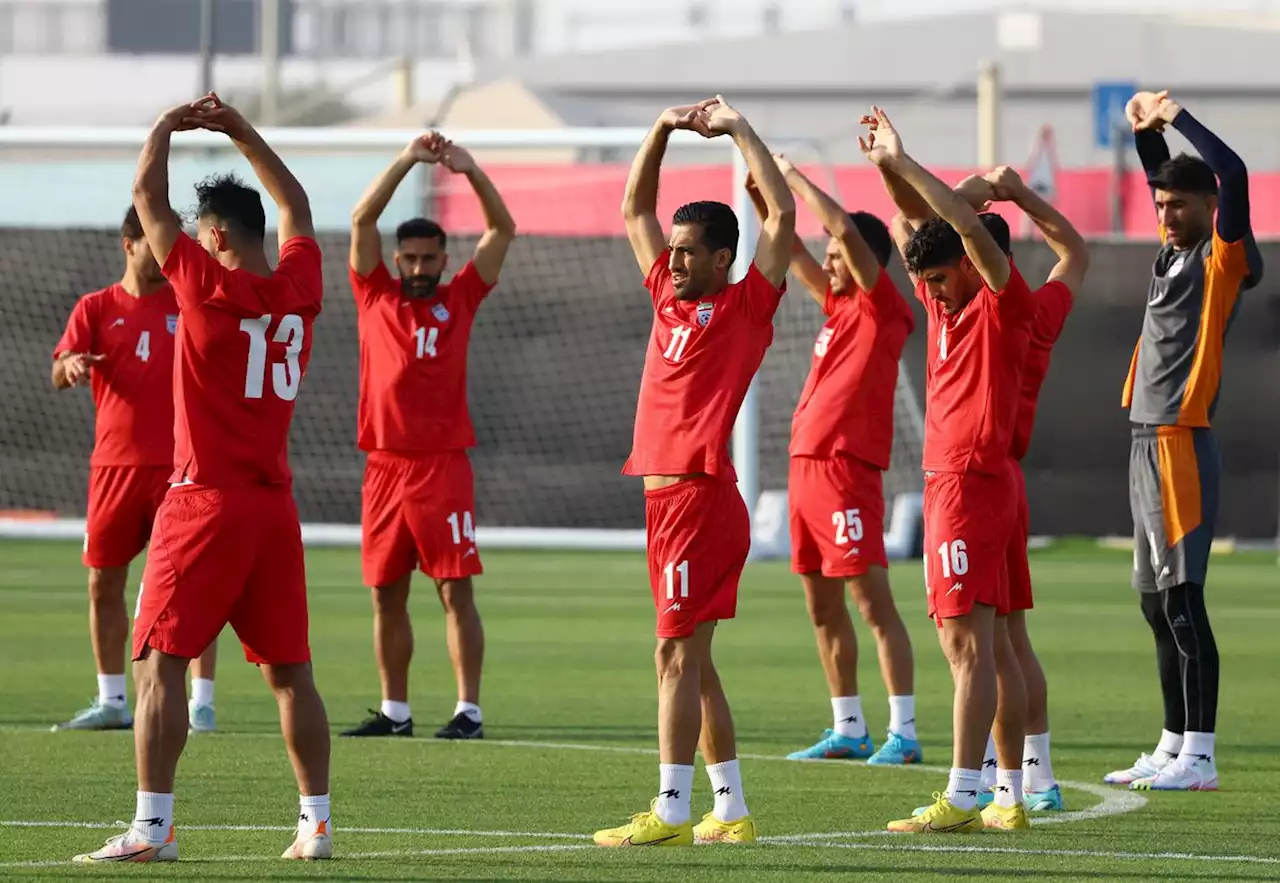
left=0, top=126, right=925, bottom=554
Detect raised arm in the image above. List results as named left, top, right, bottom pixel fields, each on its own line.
left=860, top=107, right=1009, bottom=292
left=350, top=137, right=434, bottom=276
left=988, top=166, right=1090, bottom=292
left=702, top=96, right=795, bottom=286
left=746, top=168, right=826, bottom=305
left=438, top=142, right=517, bottom=286
left=776, top=155, right=879, bottom=296
left=194, top=94, right=314, bottom=247
left=132, top=103, right=198, bottom=267
left=622, top=105, right=708, bottom=274
left=1157, top=99, right=1250, bottom=243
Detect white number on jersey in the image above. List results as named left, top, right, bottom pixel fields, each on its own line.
left=663, top=326, right=692, bottom=362
left=832, top=508, right=864, bottom=545
left=937, top=539, right=969, bottom=579
left=414, top=326, right=439, bottom=359
left=135, top=330, right=151, bottom=362
left=446, top=511, right=476, bottom=545
left=239, top=314, right=304, bottom=401
left=663, top=559, right=690, bottom=600
left=814, top=327, right=834, bottom=357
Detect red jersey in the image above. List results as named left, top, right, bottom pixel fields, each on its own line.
left=624, top=251, right=784, bottom=481
left=54, top=284, right=179, bottom=467
left=1010, top=281, right=1074, bottom=461
left=789, top=269, right=916, bottom=468
left=351, top=260, right=492, bottom=453
left=161, top=234, right=324, bottom=488
left=919, top=264, right=1035, bottom=475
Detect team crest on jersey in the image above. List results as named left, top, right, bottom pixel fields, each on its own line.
left=165, top=314, right=178, bottom=334
left=1166, top=254, right=1186, bottom=278
left=431, top=303, right=451, bottom=323
left=695, top=302, right=714, bottom=327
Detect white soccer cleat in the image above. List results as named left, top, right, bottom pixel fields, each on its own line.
left=188, top=701, right=216, bottom=734
left=1103, top=752, right=1169, bottom=785
left=282, top=824, right=333, bottom=860
left=1131, top=755, right=1218, bottom=791
left=72, top=825, right=177, bottom=864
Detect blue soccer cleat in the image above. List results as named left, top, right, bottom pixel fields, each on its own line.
left=867, top=731, right=923, bottom=766
left=1025, top=783, right=1065, bottom=811
left=786, top=729, right=875, bottom=760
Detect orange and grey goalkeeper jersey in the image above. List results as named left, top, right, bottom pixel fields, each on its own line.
left=1122, top=228, right=1261, bottom=427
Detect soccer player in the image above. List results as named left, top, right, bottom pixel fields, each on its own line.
left=954, top=166, right=1090, bottom=812
left=340, top=131, right=515, bottom=740
left=745, top=156, right=921, bottom=765
left=593, top=96, right=795, bottom=847
left=73, top=94, right=333, bottom=863
left=1103, top=90, right=1261, bottom=792
left=863, top=107, right=1036, bottom=833
left=52, top=207, right=220, bottom=735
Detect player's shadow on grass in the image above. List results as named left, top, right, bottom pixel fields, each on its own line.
left=486, top=723, right=656, bottom=740
left=1052, top=739, right=1277, bottom=756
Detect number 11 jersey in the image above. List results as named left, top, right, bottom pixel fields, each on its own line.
left=351, top=261, right=493, bottom=454
left=161, top=234, right=324, bottom=488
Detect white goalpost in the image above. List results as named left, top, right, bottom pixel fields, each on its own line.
left=0, top=124, right=924, bottom=556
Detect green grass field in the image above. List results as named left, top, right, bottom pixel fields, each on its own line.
left=1, top=539, right=1277, bottom=881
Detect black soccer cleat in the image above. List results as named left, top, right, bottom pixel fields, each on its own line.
left=434, top=712, right=483, bottom=740
left=339, top=708, right=414, bottom=737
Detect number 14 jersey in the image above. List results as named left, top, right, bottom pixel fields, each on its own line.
left=161, top=234, right=323, bottom=488
left=351, top=261, right=493, bottom=454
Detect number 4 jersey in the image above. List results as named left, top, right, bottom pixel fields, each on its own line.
left=161, top=234, right=323, bottom=487
left=54, top=283, right=179, bottom=467
left=350, top=261, right=493, bottom=454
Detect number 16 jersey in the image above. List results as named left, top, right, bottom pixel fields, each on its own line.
left=161, top=233, right=324, bottom=488
left=351, top=261, right=493, bottom=454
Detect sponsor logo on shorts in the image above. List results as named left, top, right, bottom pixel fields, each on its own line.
left=946, top=582, right=964, bottom=596
left=662, top=601, right=682, bottom=615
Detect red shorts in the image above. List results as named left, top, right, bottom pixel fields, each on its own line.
left=83, top=465, right=170, bottom=568
left=134, top=484, right=309, bottom=665
left=923, top=468, right=1016, bottom=625
left=362, top=451, right=483, bottom=587
left=789, top=455, right=888, bottom=578
left=1005, top=459, right=1033, bottom=613
left=645, top=477, right=750, bottom=639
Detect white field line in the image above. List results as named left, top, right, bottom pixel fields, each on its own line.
left=0, top=844, right=598, bottom=869
left=0, top=819, right=590, bottom=838
left=813, top=839, right=1280, bottom=865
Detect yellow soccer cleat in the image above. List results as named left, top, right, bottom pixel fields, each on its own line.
left=981, top=802, right=1031, bottom=831
left=594, top=805, right=693, bottom=847
left=888, top=793, right=983, bottom=834
left=693, top=812, right=757, bottom=844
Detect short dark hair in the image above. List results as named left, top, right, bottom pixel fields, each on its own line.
left=849, top=211, right=892, bottom=267
left=1149, top=154, right=1218, bottom=197
left=195, top=173, right=266, bottom=241
left=904, top=217, right=966, bottom=275
left=396, top=218, right=447, bottom=247
left=979, top=212, right=1012, bottom=255
left=672, top=200, right=738, bottom=264
left=122, top=204, right=184, bottom=241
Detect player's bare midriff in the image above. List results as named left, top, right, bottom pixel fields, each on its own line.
left=643, top=473, right=704, bottom=491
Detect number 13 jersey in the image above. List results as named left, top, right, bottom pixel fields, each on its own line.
left=624, top=250, right=784, bottom=482
left=161, top=234, right=324, bottom=488
left=351, top=261, right=493, bottom=454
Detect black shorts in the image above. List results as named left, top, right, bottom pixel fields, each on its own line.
left=1129, top=425, right=1220, bottom=592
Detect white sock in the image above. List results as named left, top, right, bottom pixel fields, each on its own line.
left=132, top=791, right=173, bottom=844
left=98, top=674, right=127, bottom=708
left=994, top=768, right=1024, bottom=808
left=945, top=768, right=983, bottom=810
left=655, top=764, right=694, bottom=825
left=831, top=696, right=867, bottom=739
left=1180, top=731, right=1216, bottom=765
left=1022, top=732, right=1056, bottom=792
left=980, top=733, right=998, bottom=790
left=190, top=678, right=215, bottom=708
left=705, top=759, right=749, bottom=822
left=381, top=700, right=411, bottom=723
left=454, top=701, right=482, bottom=723
left=887, top=695, right=916, bottom=740
left=298, top=794, right=331, bottom=839
left=1154, top=728, right=1184, bottom=763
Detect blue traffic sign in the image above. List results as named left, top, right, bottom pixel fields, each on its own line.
left=1093, top=82, right=1137, bottom=149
